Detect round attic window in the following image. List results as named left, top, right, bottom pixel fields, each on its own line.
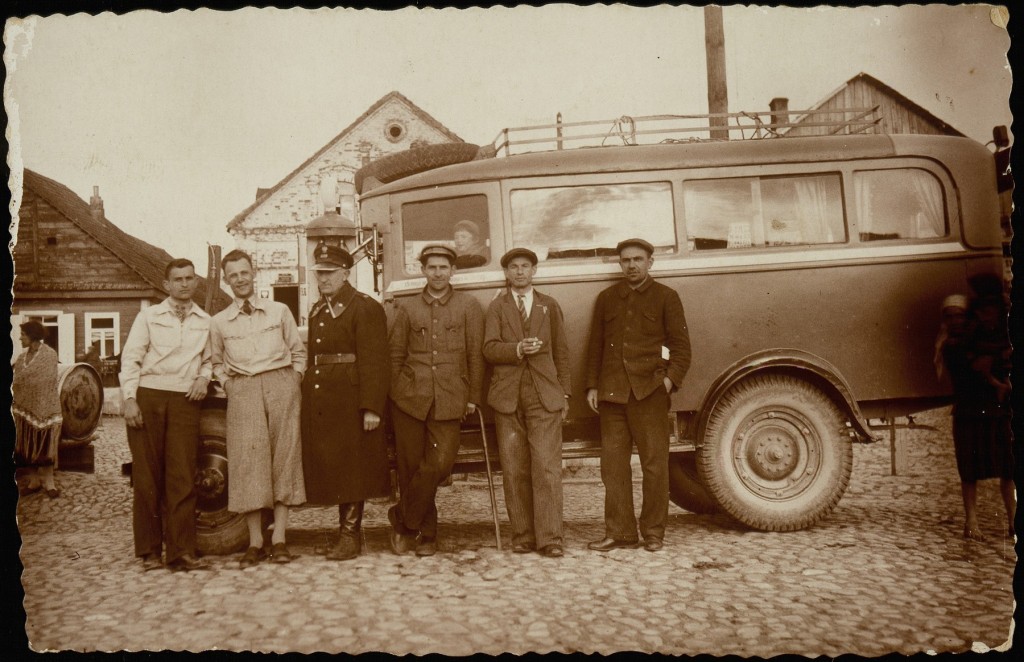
left=385, top=121, right=406, bottom=143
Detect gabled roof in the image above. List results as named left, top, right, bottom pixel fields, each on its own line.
left=21, top=169, right=231, bottom=311
left=792, top=72, right=965, bottom=137
left=226, top=91, right=463, bottom=232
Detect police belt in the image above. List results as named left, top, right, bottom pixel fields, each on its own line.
left=314, top=353, right=357, bottom=365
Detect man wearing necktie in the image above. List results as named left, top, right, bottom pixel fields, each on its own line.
left=210, top=249, right=306, bottom=568
left=302, top=243, right=390, bottom=560
left=483, top=248, right=572, bottom=557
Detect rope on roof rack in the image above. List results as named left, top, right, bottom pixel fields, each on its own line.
left=601, top=116, right=637, bottom=147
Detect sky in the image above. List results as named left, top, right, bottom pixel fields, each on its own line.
left=4, top=4, right=1014, bottom=272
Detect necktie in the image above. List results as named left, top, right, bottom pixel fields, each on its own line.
left=241, top=300, right=253, bottom=316
left=517, top=294, right=529, bottom=328
left=171, top=304, right=188, bottom=323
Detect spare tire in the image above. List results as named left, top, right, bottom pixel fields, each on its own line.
left=355, top=143, right=481, bottom=193
left=668, top=452, right=719, bottom=514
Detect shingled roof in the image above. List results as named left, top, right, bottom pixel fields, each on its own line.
left=21, top=169, right=231, bottom=313
left=226, top=91, right=463, bottom=232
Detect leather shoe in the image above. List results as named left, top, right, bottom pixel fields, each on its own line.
left=325, top=535, right=360, bottom=561
left=168, top=554, right=210, bottom=572
left=512, top=542, right=534, bottom=554
left=269, top=542, right=295, bottom=563
left=45, top=488, right=60, bottom=499
left=587, top=537, right=639, bottom=552
left=388, top=506, right=417, bottom=555
left=643, top=538, right=664, bottom=552
left=141, top=553, right=163, bottom=571
left=416, top=537, right=437, bottom=557
left=538, top=544, right=564, bottom=558
left=238, top=546, right=265, bottom=569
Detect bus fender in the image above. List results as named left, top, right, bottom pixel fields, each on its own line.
left=693, top=349, right=876, bottom=447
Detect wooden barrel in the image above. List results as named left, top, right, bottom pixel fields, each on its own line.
left=56, top=362, right=104, bottom=442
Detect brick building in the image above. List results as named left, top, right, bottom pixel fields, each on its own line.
left=11, top=169, right=230, bottom=375
left=225, top=91, right=463, bottom=324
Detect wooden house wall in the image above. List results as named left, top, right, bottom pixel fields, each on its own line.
left=787, top=78, right=952, bottom=137
left=14, top=189, right=149, bottom=287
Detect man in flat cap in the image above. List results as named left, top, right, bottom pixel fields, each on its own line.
left=302, top=243, right=390, bottom=561
left=388, top=244, right=484, bottom=555
left=585, top=238, right=691, bottom=552
left=483, top=248, right=571, bottom=557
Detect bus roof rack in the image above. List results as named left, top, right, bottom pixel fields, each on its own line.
left=490, top=107, right=882, bottom=157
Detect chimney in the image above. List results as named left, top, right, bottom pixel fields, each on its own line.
left=769, top=98, right=790, bottom=131
left=89, top=185, right=104, bottom=220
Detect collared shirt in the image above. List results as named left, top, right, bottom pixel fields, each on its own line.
left=210, top=297, right=306, bottom=384
left=512, top=287, right=535, bottom=322
left=119, top=298, right=212, bottom=400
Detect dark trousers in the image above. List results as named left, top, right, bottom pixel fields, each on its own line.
left=126, top=387, right=201, bottom=562
left=599, top=387, right=670, bottom=541
left=494, top=372, right=564, bottom=548
left=391, top=405, right=462, bottom=538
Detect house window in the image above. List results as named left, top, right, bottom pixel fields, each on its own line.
left=385, top=121, right=407, bottom=143
left=85, top=313, right=120, bottom=358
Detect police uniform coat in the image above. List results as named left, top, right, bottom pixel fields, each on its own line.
left=302, top=282, right=391, bottom=504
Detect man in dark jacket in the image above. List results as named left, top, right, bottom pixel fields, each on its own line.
left=302, top=243, right=390, bottom=561
left=483, top=248, right=572, bottom=557
left=585, top=238, right=691, bottom=552
left=388, top=244, right=484, bottom=556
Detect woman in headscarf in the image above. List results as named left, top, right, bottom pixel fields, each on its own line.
left=13, top=320, right=62, bottom=498
left=936, top=285, right=1015, bottom=541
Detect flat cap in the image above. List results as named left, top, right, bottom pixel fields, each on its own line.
left=311, top=243, right=354, bottom=270
left=616, top=237, right=655, bottom=256
left=418, top=244, right=458, bottom=265
left=500, top=247, right=538, bottom=268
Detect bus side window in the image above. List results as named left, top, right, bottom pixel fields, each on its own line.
left=683, top=174, right=845, bottom=250
left=400, top=195, right=490, bottom=274
left=854, top=169, right=946, bottom=242
left=510, top=183, right=675, bottom=260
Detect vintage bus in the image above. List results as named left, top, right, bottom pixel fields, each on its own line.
left=194, top=113, right=1010, bottom=552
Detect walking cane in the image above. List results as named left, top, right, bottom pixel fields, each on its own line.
left=476, top=408, right=502, bottom=551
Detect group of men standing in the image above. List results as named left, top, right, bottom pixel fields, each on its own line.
left=118, top=233, right=690, bottom=571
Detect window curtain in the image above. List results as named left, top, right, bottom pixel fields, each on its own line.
left=907, top=170, right=944, bottom=237
left=794, top=177, right=833, bottom=243
left=854, top=174, right=873, bottom=236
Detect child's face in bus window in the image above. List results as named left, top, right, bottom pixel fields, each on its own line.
left=618, top=246, right=653, bottom=285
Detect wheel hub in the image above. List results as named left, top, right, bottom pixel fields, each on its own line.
left=732, top=407, right=821, bottom=500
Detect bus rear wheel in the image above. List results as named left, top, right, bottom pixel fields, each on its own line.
left=668, top=453, right=719, bottom=514
left=697, top=375, right=852, bottom=531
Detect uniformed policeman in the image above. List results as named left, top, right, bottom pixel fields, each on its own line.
left=387, top=244, right=484, bottom=556
left=301, top=243, right=390, bottom=561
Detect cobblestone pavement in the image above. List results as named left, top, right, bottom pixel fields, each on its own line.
left=14, top=407, right=1017, bottom=656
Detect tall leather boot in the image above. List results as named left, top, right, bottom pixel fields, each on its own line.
left=326, top=501, right=363, bottom=561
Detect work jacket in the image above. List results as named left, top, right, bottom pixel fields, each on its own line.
left=585, top=277, right=692, bottom=404
left=388, top=287, right=484, bottom=421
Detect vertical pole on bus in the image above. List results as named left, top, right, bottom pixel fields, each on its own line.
left=205, top=244, right=222, bottom=314
left=556, top=112, right=564, bottom=150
